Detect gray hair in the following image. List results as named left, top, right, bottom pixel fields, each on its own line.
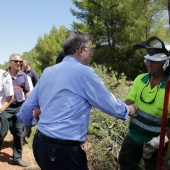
left=63, top=31, right=93, bottom=55
left=24, top=59, right=31, bottom=66
left=9, top=53, right=21, bottom=61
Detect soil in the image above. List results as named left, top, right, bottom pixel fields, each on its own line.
left=0, top=133, right=94, bottom=170
left=0, top=132, right=40, bottom=170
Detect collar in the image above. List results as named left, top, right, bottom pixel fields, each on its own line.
left=25, top=69, right=31, bottom=73
left=63, top=56, right=80, bottom=63
left=7, top=67, right=24, bottom=77
left=141, top=73, right=170, bottom=88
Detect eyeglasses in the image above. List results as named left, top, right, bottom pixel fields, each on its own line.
left=140, top=81, right=159, bottom=104
left=84, top=46, right=95, bottom=52
left=11, top=60, right=23, bottom=63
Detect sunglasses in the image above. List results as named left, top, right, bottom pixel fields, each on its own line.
left=140, top=81, right=159, bottom=104
left=11, top=60, right=23, bottom=63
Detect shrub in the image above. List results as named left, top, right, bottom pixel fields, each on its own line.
left=85, top=64, right=130, bottom=169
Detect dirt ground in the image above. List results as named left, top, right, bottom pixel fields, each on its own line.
left=0, top=132, right=40, bottom=170
left=0, top=132, right=94, bottom=170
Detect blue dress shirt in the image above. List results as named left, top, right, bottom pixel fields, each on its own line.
left=18, top=56, right=129, bottom=142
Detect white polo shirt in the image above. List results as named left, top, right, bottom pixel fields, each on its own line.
left=0, top=69, right=14, bottom=108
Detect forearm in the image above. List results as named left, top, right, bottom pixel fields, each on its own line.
left=24, top=91, right=30, bottom=99
left=0, top=95, right=14, bottom=113
left=24, top=124, right=32, bottom=133
left=18, top=102, right=35, bottom=125
left=18, top=92, right=39, bottom=124
left=22, top=124, right=32, bottom=144
left=33, top=108, right=41, bottom=120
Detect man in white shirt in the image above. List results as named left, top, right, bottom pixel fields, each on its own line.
left=0, top=69, right=14, bottom=149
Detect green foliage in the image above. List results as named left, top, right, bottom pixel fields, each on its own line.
left=35, top=26, right=68, bottom=72
left=22, top=49, right=41, bottom=76
left=0, top=0, right=169, bottom=79
left=0, top=2, right=168, bottom=168
left=71, top=0, right=168, bottom=80
left=87, top=64, right=130, bottom=169
left=0, top=61, right=10, bottom=70
left=26, top=126, right=37, bottom=148
left=92, top=63, right=129, bottom=100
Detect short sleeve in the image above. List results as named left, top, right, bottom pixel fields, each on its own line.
left=3, top=73, right=14, bottom=97
left=126, top=75, right=141, bottom=102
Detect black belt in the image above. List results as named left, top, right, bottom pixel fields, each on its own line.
left=36, top=130, right=83, bottom=146
left=10, top=101, right=24, bottom=108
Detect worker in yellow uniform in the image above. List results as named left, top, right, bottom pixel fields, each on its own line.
left=118, top=36, right=170, bottom=170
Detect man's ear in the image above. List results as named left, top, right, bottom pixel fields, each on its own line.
left=78, top=45, right=84, bottom=54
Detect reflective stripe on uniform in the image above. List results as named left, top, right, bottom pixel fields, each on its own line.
left=130, top=108, right=162, bottom=133
left=137, top=108, right=162, bottom=123
left=131, top=118, right=161, bottom=133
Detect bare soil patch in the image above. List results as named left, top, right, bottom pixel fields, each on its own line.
left=0, top=132, right=40, bottom=170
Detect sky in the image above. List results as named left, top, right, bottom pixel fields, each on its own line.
left=0, top=0, right=79, bottom=64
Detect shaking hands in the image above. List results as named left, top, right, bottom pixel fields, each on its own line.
left=127, top=104, right=137, bottom=118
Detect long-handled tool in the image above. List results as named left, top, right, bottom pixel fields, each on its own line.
left=157, top=79, right=170, bottom=170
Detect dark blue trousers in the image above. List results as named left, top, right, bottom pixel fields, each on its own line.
left=33, top=133, right=89, bottom=170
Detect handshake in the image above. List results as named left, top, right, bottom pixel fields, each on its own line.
left=127, top=104, right=137, bottom=118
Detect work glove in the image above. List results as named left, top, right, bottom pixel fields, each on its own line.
left=143, top=135, right=169, bottom=159
left=148, top=135, right=169, bottom=149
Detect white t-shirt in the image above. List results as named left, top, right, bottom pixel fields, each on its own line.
left=0, top=69, right=14, bottom=108
left=27, top=75, right=33, bottom=91
left=22, top=75, right=33, bottom=100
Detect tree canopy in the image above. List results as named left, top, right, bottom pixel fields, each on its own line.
left=0, top=0, right=169, bottom=80
left=71, top=0, right=169, bottom=79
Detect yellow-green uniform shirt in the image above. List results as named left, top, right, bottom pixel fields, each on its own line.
left=126, top=73, right=170, bottom=147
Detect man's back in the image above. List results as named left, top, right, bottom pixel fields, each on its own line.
left=36, top=57, right=93, bottom=141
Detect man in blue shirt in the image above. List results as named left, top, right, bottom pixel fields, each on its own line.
left=18, top=31, right=136, bottom=170
left=31, top=51, right=65, bottom=122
